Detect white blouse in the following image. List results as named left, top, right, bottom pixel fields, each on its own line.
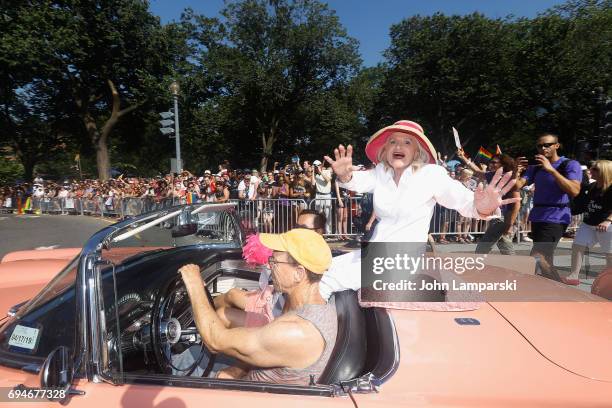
left=319, top=163, right=495, bottom=300
left=339, top=163, right=489, bottom=242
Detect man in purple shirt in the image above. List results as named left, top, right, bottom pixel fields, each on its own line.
left=516, top=133, right=582, bottom=280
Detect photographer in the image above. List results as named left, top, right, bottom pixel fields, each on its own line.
left=313, top=159, right=333, bottom=234
left=515, top=133, right=582, bottom=280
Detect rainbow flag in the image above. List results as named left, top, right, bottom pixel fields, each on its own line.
left=186, top=192, right=198, bottom=204
left=477, top=147, right=493, bottom=160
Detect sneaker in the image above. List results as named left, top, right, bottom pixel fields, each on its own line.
left=522, top=235, right=532, bottom=242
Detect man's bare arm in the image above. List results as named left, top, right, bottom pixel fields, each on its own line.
left=180, top=265, right=322, bottom=369
left=548, top=168, right=581, bottom=197
left=213, top=288, right=249, bottom=310
left=457, top=149, right=485, bottom=176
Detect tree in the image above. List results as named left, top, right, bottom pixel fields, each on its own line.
left=372, top=13, right=524, bottom=157
left=370, top=1, right=611, bottom=159
left=182, top=0, right=361, bottom=171
left=1, top=0, right=178, bottom=180
left=0, top=82, right=68, bottom=181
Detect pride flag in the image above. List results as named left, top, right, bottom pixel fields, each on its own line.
left=476, top=146, right=493, bottom=160
left=186, top=192, right=198, bottom=204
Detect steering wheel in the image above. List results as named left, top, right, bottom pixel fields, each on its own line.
left=150, top=275, right=217, bottom=376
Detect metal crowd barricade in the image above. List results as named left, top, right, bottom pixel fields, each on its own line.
left=307, top=196, right=364, bottom=238
left=228, top=198, right=307, bottom=234
left=1, top=196, right=15, bottom=214
left=1, top=194, right=578, bottom=244
left=428, top=206, right=490, bottom=240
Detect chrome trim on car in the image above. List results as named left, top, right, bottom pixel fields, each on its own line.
left=7, top=300, right=28, bottom=317
left=72, top=203, right=245, bottom=384
left=111, top=208, right=184, bottom=243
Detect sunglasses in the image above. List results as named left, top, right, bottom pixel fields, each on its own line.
left=295, top=224, right=317, bottom=230
left=536, top=142, right=557, bottom=149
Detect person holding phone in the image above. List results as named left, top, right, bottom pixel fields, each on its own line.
left=313, top=159, right=333, bottom=234
left=514, top=133, right=582, bottom=282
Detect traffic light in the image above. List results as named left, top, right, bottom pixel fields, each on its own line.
left=159, top=111, right=175, bottom=137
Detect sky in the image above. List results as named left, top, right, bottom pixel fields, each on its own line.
left=149, top=0, right=567, bottom=67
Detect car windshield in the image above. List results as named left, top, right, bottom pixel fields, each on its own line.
left=105, top=204, right=242, bottom=257
left=0, top=256, right=80, bottom=360
left=14, top=255, right=80, bottom=320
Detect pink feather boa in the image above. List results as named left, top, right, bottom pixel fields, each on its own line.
left=242, top=233, right=273, bottom=265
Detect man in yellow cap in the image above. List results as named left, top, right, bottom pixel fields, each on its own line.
left=178, top=229, right=337, bottom=384
left=213, top=210, right=328, bottom=329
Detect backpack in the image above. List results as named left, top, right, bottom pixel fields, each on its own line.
left=532, top=159, right=589, bottom=215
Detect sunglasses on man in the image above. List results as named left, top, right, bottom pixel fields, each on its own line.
left=295, top=224, right=317, bottom=230
left=536, top=142, right=557, bottom=149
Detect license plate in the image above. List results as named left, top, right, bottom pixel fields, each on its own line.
left=8, top=325, right=40, bottom=350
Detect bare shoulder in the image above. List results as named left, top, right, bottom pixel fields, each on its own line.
left=265, top=313, right=324, bottom=344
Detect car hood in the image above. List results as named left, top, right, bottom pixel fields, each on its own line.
left=490, top=300, right=612, bottom=382
left=379, top=300, right=612, bottom=407
left=460, top=263, right=612, bottom=382
left=1, top=248, right=81, bottom=263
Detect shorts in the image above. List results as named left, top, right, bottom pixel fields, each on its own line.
left=531, top=222, right=568, bottom=260
left=243, top=286, right=275, bottom=327
left=574, top=223, right=612, bottom=253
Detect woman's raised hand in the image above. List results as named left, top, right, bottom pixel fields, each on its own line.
left=474, top=167, right=520, bottom=216
left=324, top=144, right=359, bottom=183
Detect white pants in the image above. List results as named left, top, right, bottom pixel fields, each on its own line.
left=315, top=194, right=333, bottom=234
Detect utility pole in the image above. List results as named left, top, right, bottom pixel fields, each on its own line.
left=169, top=81, right=182, bottom=172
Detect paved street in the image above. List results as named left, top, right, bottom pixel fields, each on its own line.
left=0, top=214, right=113, bottom=259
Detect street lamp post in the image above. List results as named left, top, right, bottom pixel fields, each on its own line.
left=169, top=81, right=182, bottom=172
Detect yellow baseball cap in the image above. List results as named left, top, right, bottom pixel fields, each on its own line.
left=259, top=229, right=332, bottom=274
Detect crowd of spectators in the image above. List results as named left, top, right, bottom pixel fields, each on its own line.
left=0, top=157, right=375, bottom=237
left=0, top=152, right=594, bottom=243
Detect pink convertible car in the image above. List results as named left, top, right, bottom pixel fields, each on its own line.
left=0, top=202, right=610, bottom=407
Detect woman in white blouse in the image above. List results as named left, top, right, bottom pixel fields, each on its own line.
left=318, top=120, right=519, bottom=299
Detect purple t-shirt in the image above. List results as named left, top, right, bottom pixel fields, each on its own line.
left=523, top=157, right=582, bottom=224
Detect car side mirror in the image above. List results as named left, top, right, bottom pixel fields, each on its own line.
left=171, top=223, right=198, bottom=237
left=39, top=346, right=73, bottom=403
left=171, top=207, right=198, bottom=237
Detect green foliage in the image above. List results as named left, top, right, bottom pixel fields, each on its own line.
left=1, top=0, right=610, bottom=179
left=178, top=0, right=363, bottom=170
left=0, top=157, right=24, bottom=185
left=373, top=0, right=611, bottom=159
left=1, top=0, right=180, bottom=180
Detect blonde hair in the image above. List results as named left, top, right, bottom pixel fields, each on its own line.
left=593, top=160, right=611, bottom=192
left=377, top=133, right=430, bottom=173
left=461, top=168, right=474, bottom=178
